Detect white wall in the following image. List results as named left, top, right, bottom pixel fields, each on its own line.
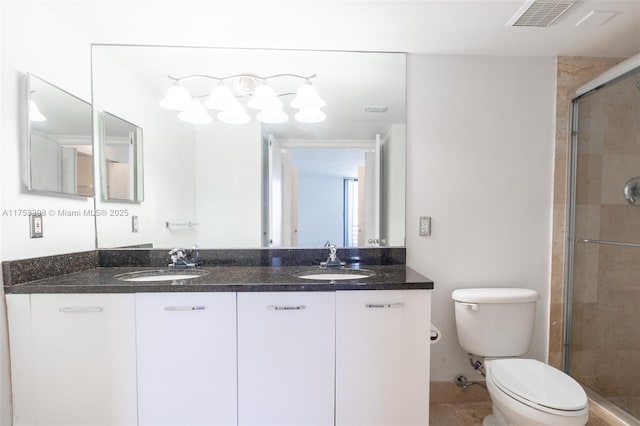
left=406, top=55, right=556, bottom=381
left=92, top=47, right=197, bottom=249
left=195, top=123, right=263, bottom=248
left=1, top=2, right=95, bottom=260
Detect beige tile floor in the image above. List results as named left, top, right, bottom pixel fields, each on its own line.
left=429, top=382, right=617, bottom=426
left=429, top=400, right=612, bottom=425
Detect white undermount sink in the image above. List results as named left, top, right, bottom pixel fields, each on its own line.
left=114, top=269, right=208, bottom=282
left=297, top=269, right=375, bottom=281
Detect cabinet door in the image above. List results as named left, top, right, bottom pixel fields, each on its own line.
left=336, top=290, right=431, bottom=426
left=31, top=293, right=137, bottom=426
left=238, top=292, right=335, bottom=426
left=136, top=292, right=237, bottom=426
left=6, top=294, right=36, bottom=426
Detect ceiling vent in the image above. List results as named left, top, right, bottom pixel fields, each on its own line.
left=507, top=0, right=576, bottom=27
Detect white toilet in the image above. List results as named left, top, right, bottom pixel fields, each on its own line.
left=451, top=288, right=588, bottom=426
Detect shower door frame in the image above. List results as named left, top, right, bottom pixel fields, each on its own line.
left=562, top=55, right=640, bottom=423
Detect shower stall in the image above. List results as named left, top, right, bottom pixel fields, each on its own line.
left=566, top=55, right=640, bottom=422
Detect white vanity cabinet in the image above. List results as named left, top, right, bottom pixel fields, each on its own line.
left=335, top=290, right=431, bottom=426
left=135, top=292, right=237, bottom=426
left=7, top=293, right=138, bottom=426
left=6, top=286, right=432, bottom=426
left=237, top=292, right=336, bottom=426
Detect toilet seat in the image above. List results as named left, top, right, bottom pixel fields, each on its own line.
left=489, top=358, right=587, bottom=416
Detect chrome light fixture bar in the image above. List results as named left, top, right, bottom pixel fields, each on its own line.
left=160, top=73, right=326, bottom=125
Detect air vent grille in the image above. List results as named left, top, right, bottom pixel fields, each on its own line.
left=509, top=1, right=575, bottom=27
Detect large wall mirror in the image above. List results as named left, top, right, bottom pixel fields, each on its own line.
left=26, top=73, right=94, bottom=197
left=92, top=45, right=406, bottom=249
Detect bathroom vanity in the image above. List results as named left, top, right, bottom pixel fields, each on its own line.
left=4, top=253, right=433, bottom=426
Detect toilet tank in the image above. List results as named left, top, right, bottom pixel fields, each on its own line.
left=451, top=288, right=540, bottom=357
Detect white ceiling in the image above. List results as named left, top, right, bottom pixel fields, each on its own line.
left=37, top=0, right=640, bottom=57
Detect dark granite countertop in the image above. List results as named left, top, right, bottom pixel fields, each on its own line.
left=4, top=265, right=434, bottom=294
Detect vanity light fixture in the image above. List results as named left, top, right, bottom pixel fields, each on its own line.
left=216, top=98, right=251, bottom=124
left=159, top=81, right=192, bottom=111
left=29, top=100, right=47, bottom=122
left=294, top=107, right=326, bottom=124
left=177, top=98, right=213, bottom=125
left=160, top=73, right=326, bottom=125
left=291, top=81, right=326, bottom=109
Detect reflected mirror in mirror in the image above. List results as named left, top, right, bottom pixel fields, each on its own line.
left=92, top=45, right=405, bottom=249
left=26, top=73, right=93, bottom=197
left=98, top=111, right=144, bottom=202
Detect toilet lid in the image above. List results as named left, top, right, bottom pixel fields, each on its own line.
left=489, top=359, right=587, bottom=411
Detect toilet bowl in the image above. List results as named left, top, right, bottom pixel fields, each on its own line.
left=451, top=288, right=588, bottom=426
left=483, top=358, right=588, bottom=426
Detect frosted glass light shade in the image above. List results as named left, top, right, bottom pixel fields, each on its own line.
left=205, top=84, right=236, bottom=110
left=247, top=83, right=282, bottom=110
left=257, top=108, right=288, bottom=124
left=178, top=99, right=212, bottom=124
left=29, top=100, right=46, bottom=121
left=160, top=82, right=192, bottom=111
left=218, top=99, right=250, bottom=124
left=291, top=82, right=325, bottom=109
left=295, top=108, right=326, bottom=123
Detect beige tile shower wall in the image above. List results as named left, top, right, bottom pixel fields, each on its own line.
left=549, top=57, right=624, bottom=369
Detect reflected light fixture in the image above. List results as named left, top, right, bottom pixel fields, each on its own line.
left=291, top=81, right=326, bottom=109
left=247, top=81, right=282, bottom=111
left=29, top=100, right=47, bottom=122
left=160, top=73, right=325, bottom=125
left=217, top=98, right=251, bottom=124
left=294, top=108, right=326, bottom=124
left=160, top=81, right=192, bottom=111
left=204, top=83, right=235, bottom=110
left=177, top=98, right=212, bottom=125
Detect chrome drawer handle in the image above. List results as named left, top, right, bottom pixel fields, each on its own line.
left=267, top=305, right=306, bottom=311
left=59, top=307, right=103, bottom=313
left=365, top=303, right=403, bottom=308
left=164, top=306, right=206, bottom=311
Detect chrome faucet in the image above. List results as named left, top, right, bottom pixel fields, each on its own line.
left=320, top=243, right=345, bottom=268
left=168, top=245, right=200, bottom=269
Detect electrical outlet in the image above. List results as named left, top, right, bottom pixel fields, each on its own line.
left=419, top=216, right=431, bottom=237
left=30, top=213, right=43, bottom=238
left=131, top=215, right=139, bottom=233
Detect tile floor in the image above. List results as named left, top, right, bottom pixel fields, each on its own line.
left=429, top=382, right=619, bottom=426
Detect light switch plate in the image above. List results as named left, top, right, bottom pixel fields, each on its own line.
left=419, top=216, right=431, bottom=236
left=30, top=213, right=43, bottom=238
left=131, top=215, right=139, bottom=233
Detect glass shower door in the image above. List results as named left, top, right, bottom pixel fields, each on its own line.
left=568, top=67, right=640, bottom=420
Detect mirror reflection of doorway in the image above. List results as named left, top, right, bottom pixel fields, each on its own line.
left=343, top=178, right=359, bottom=247
left=267, top=135, right=380, bottom=248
